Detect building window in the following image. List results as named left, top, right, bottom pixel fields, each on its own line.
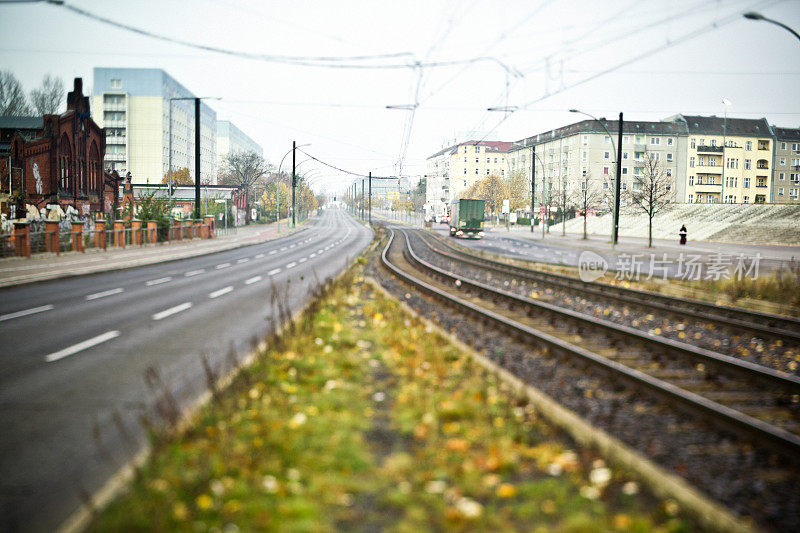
left=792, top=158, right=800, bottom=167
left=790, top=188, right=799, bottom=198
left=622, top=151, right=628, bottom=160
left=698, top=156, right=705, bottom=166
left=689, top=176, right=694, bottom=186
left=667, top=137, right=674, bottom=146
left=464, top=157, right=467, bottom=162
left=603, top=182, right=609, bottom=190
left=605, top=136, right=611, bottom=144
left=689, top=157, right=695, bottom=168
left=494, top=158, right=497, bottom=163
left=582, top=135, right=588, bottom=146
left=623, top=136, right=629, bottom=144
left=744, top=177, right=750, bottom=188
left=649, top=137, right=660, bottom=145
left=781, top=142, right=786, bottom=150
left=744, top=159, right=751, bottom=170
left=475, top=146, right=481, bottom=153
left=743, top=196, right=749, bottom=203
left=486, top=169, right=490, bottom=175
left=710, top=139, right=717, bottom=147
left=696, top=176, right=703, bottom=185
left=746, top=141, right=752, bottom=151
left=779, top=172, right=785, bottom=180
left=111, top=78, right=121, bottom=89
left=758, top=140, right=769, bottom=150
left=622, top=167, right=628, bottom=175
left=791, top=173, right=799, bottom=182
left=604, top=151, right=610, bottom=159
left=779, top=187, right=784, bottom=195
left=792, top=143, right=800, bottom=152
left=666, top=153, right=673, bottom=162
left=780, top=158, right=786, bottom=166
left=690, top=138, right=696, bottom=149
left=463, top=169, right=467, bottom=175
left=475, top=169, right=479, bottom=174
left=651, top=152, right=660, bottom=160
left=475, top=158, right=479, bottom=163
left=603, top=166, right=609, bottom=175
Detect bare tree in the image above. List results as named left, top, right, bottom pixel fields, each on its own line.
left=571, top=172, right=603, bottom=240
left=218, top=150, right=271, bottom=222
left=627, top=151, right=674, bottom=247
left=0, top=71, right=31, bottom=116
left=29, top=74, right=64, bottom=115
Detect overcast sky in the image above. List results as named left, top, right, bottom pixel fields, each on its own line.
left=2, top=0, right=799, bottom=194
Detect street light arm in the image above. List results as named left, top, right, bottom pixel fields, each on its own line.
left=743, top=12, right=800, bottom=42
left=570, top=108, right=617, bottom=160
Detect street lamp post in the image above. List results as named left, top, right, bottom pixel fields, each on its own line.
left=276, top=143, right=311, bottom=233
left=743, top=12, right=800, bottom=42
left=167, top=96, right=220, bottom=219
left=570, top=109, right=623, bottom=246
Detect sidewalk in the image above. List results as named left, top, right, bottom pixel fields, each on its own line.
left=0, top=219, right=307, bottom=288
left=483, top=224, right=800, bottom=265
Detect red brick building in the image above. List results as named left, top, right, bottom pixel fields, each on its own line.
left=0, top=78, right=119, bottom=219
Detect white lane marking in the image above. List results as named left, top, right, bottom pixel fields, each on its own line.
left=146, top=276, right=172, bottom=287
left=268, top=250, right=277, bottom=255
left=45, top=330, right=121, bottom=363
left=152, top=302, right=192, bottom=321
left=185, top=269, right=205, bottom=277
left=299, top=257, right=307, bottom=263
left=216, top=263, right=231, bottom=270
left=0, top=304, right=54, bottom=322
left=237, top=258, right=249, bottom=264
left=209, top=286, right=233, bottom=299
left=244, top=275, right=262, bottom=285
left=268, top=268, right=281, bottom=276
left=85, top=288, right=124, bottom=301
left=309, top=253, right=316, bottom=258
left=255, top=253, right=265, bottom=259
left=318, top=249, right=324, bottom=254
left=280, top=247, right=287, bottom=251
left=289, top=244, right=296, bottom=248
left=286, top=262, right=297, bottom=269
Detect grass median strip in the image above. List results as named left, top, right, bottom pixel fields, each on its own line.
left=91, top=266, right=691, bottom=532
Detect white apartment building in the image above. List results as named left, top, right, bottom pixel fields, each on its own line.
left=425, top=140, right=512, bottom=216
left=216, top=120, right=263, bottom=168
left=509, top=119, right=688, bottom=212
left=91, top=68, right=217, bottom=185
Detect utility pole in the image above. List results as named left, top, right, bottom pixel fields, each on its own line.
left=614, top=112, right=623, bottom=245
left=531, top=144, right=536, bottom=233
left=292, top=140, right=296, bottom=228
left=194, top=98, right=201, bottom=219
left=368, top=172, right=372, bottom=225
left=361, top=179, right=365, bottom=220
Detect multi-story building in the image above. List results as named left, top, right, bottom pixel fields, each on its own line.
left=216, top=120, right=263, bottom=170
left=669, top=115, right=773, bottom=204
left=91, top=68, right=217, bottom=185
left=508, top=120, right=687, bottom=212
left=424, top=140, right=512, bottom=215
left=771, top=127, right=800, bottom=204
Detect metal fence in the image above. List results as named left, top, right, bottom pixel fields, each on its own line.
left=0, top=219, right=234, bottom=259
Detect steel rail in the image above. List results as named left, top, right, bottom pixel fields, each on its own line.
left=381, top=228, right=800, bottom=460
left=421, top=230, right=800, bottom=344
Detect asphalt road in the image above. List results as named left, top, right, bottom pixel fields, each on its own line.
left=0, top=208, right=372, bottom=533
left=430, top=224, right=792, bottom=281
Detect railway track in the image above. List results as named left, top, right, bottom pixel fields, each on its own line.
left=421, top=229, right=800, bottom=346
left=382, top=227, right=800, bottom=460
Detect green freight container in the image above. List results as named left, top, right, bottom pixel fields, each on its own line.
left=449, top=199, right=485, bottom=238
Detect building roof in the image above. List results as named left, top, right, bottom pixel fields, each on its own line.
left=773, top=127, right=800, bottom=141
left=427, top=140, right=512, bottom=160
left=510, top=119, right=688, bottom=151
left=125, top=184, right=238, bottom=201
left=675, top=115, right=772, bottom=137
left=0, top=116, right=44, bottom=130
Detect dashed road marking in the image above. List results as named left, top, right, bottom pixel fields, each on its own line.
left=237, top=258, right=249, bottom=264
left=85, top=288, right=124, bottom=301
left=255, top=253, right=265, bottom=259
left=299, top=257, right=307, bottom=263
left=309, top=253, right=316, bottom=258
left=268, top=268, right=281, bottom=276
left=215, top=263, right=231, bottom=270
left=45, top=330, right=121, bottom=363
left=289, top=244, right=296, bottom=248
left=152, top=302, right=192, bottom=321
left=286, top=262, right=297, bottom=269
left=268, top=250, right=277, bottom=255
left=185, top=269, right=205, bottom=277
left=245, top=276, right=262, bottom=285
left=280, top=247, right=287, bottom=251
left=146, top=277, right=172, bottom=286
left=0, top=304, right=55, bottom=323
left=317, top=249, right=324, bottom=254
left=209, top=286, right=233, bottom=299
